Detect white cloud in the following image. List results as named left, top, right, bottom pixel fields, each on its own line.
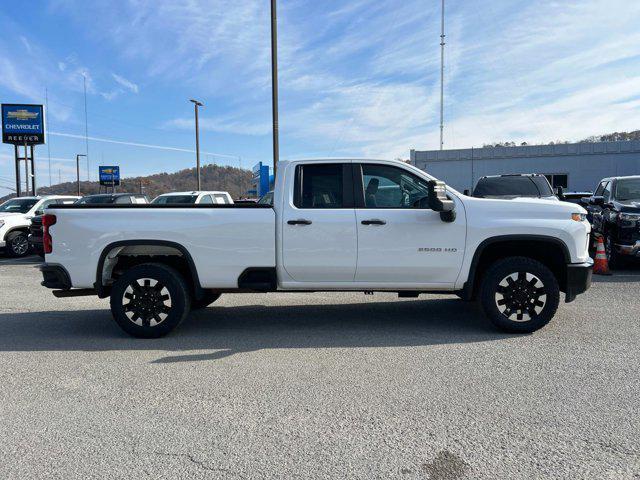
left=111, top=73, right=139, bottom=94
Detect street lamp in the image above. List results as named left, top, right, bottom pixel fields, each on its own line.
left=190, top=99, right=204, bottom=190
left=76, top=154, right=86, bottom=196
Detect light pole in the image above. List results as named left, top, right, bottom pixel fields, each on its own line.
left=439, top=0, right=445, bottom=150
left=270, top=0, right=280, bottom=178
left=76, top=154, right=86, bottom=196
left=190, top=99, right=204, bottom=190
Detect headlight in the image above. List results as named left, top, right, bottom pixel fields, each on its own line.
left=571, top=213, right=587, bottom=222
left=618, top=213, right=640, bottom=222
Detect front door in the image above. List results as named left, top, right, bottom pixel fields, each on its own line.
left=354, top=163, right=465, bottom=286
left=281, top=162, right=357, bottom=282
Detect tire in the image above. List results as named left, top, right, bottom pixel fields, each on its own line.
left=191, top=292, right=221, bottom=310
left=604, top=234, right=624, bottom=270
left=5, top=231, right=30, bottom=257
left=110, top=263, right=191, bottom=338
left=479, top=256, right=560, bottom=333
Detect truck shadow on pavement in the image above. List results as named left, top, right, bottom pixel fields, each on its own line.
left=0, top=299, right=515, bottom=362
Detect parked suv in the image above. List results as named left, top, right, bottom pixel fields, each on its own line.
left=0, top=196, right=79, bottom=257
left=151, top=191, right=233, bottom=205
left=587, top=176, right=640, bottom=267
left=469, top=174, right=557, bottom=200
left=75, top=193, right=149, bottom=205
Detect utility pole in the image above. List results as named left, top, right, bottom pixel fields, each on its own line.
left=76, top=154, right=86, bottom=196
left=45, top=87, right=52, bottom=186
left=190, top=99, right=204, bottom=190
left=270, top=0, right=280, bottom=178
left=439, top=0, right=445, bottom=151
left=83, top=74, right=90, bottom=180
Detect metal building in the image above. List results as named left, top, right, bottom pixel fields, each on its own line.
left=410, top=140, right=640, bottom=193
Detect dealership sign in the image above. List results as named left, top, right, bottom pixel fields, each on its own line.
left=1, top=104, right=46, bottom=145
left=99, top=166, right=120, bottom=186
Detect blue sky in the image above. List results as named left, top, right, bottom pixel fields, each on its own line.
left=1, top=0, right=639, bottom=196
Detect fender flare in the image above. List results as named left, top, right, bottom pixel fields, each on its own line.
left=94, top=240, right=203, bottom=299
left=461, top=234, right=571, bottom=300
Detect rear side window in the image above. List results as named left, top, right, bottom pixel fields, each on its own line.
left=114, top=196, right=132, bottom=204
left=213, top=194, right=229, bottom=204
left=294, top=164, right=343, bottom=209
left=199, top=195, right=214, bottom=204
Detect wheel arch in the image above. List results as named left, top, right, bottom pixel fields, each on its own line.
left=95, top=240, right=203, bottom=299
left=462, top=235, right=571, bottom=301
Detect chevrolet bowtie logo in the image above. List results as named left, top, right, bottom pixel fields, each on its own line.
left=7, top=109, right=39, bottom=120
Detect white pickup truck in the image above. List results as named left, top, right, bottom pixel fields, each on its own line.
left=41, top=159, right=593, bottom=338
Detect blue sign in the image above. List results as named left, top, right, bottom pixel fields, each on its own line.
left=1, top=104, right=45, bottom=145
left=99, top=166, right=120, bottom=186
left=252, top=162, right=270, bottom=197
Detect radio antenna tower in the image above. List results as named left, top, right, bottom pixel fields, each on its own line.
left=439, top=0, right=445, bottom=150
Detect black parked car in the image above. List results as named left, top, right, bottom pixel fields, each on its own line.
left=586, top=176, right=640, bottom=267
left=467, top=174, right=558, bottom=200
left=29, top=193, right=149, bottom=256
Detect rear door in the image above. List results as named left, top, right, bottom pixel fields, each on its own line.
left=353, top=162, right=465, bottom=286
left=281, top=162, right=357, bottom=282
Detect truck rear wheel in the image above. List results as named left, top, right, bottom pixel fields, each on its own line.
left=110, top=263, right=191, bottom=338
left=479, top=256, right=559, bottom=333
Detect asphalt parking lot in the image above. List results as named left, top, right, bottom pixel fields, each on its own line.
left=0, top=256, right=639, bottom=479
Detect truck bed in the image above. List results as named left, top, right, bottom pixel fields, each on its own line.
left=46, top=204, right=276, bottom=289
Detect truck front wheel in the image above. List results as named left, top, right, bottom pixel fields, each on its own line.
left=5, top=231, right=30, bottom=257
left=110, top=263, right=191, bottom=338
left=479, top=256, right=559, bottom=333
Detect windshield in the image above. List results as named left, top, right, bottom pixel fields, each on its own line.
left=615, top=179, right=640, bottom=202
left=76, top=195, right=117, bottom=204
left=257, top=192, right=273, bottom=205
left=0, top=198, right=38, bottom=213
left=473, top=176, right=554, bottom=198
left=152, top=195, right=198, bottom=204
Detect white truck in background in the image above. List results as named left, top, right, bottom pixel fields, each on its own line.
left=41, top=158, right=593, bottom=338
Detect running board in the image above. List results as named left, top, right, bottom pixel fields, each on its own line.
left=53, top=289, right=97, bottom=298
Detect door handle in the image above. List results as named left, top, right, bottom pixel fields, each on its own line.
left=361, top=219, right=386, bottom=225
left=287, top=219, right=312, bottom=225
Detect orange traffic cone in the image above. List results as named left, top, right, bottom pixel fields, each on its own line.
left=593, top=235, right=611, bottom=275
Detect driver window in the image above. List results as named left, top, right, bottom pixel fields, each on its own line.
left=361, top=164, right=430, bottom=209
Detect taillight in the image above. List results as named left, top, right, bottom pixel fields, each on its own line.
left=42, top=214, right=57, bottom=254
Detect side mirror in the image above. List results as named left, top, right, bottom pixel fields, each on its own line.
left=590, top=196, right=604, bottom=206
left=463, top=189, right=470, bottom=196
left=427, top=180, right=456, bottom=222
left=556, top=186, right=564, bottom=199
left=34, top=210, right=43, bottom=216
